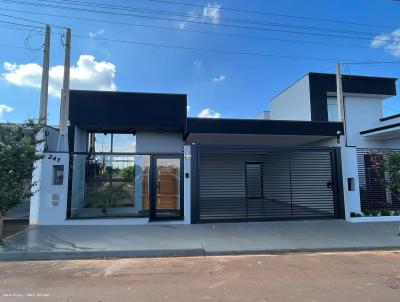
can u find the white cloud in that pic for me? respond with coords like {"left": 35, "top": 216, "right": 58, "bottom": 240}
{"left": 187, "top": 105, "right": 191, "bottom": 113}
{"left": 89, "top": 28, "right": 105, "bottom": 38}
{"left": 0, "top": 104, "right": 13, "bottom": 119}
{"left": 194, "top": 60, "right": 203, "bottom": 69}
{"left": 203, "top": 3, "right": 221, "bottom": 24}
{"left": 2, "top": 54, "right": 117, "bottom": 97}
{"left": 178, "top": 22, "right": 186, "bottom": 30}
{"left": 370, "top": 28, "right": 400, "bottom": 57}
{"left": 177, "top": 4, "right": 220, "bottom": 29}
{"left": 213, "top": 74, "right": 226, "bottom": 82}
{"left": 198, "top": 108, "right": 221, "bottom": 118}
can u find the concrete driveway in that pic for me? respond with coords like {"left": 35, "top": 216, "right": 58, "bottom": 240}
{"left": 1, "top": 220, "right": 400, "bottom": 260}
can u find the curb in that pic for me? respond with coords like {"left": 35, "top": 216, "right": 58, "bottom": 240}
{"left": 0, "top": 248, "right": 206, "bottom": 261}
{"left": 1, "top": 246, "right": 400, "bottom": 261}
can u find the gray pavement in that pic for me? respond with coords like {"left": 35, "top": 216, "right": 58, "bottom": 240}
{"left": 1, "top": 220, "right": 400, "bottom": 260}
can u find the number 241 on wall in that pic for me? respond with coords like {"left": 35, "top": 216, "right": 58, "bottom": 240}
{"left": 47, "top": 154, "right": 61, "bottom": 162}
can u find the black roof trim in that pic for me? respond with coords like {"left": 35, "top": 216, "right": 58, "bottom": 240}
{"left": 308, "top": 72, "right": 397, "bottom": 82}
{"left": 360, "top": 122, "right": 400, "bottom": 135}
{"left": 69, "top": 89, "right": 187, "bottom": 97}
{"left": 186, "top": 117, "right": 344, "bottom": 138}
{"left": 68, "top": 90, "right": 187, "bottom": 151}
{"left": 380, "top": 113, "right": 400, "bottom": 122}
{"left": 309, "top": 73, "right": 397, "bottom": 121}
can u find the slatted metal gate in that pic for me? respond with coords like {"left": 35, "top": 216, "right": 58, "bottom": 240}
{"left": 357, "top": 148, "right": 400, "bottom": 211}
{"left": 194, "top": 147, "right": 339, "bottom": 223}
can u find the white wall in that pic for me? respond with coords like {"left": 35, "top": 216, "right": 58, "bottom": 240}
{"left": 136, "top": 131, "right": 184, "bottom": 153}
{"left": 380, "top": 116, "right": 400, "bottom": 127}
{"left": 340, "top": 147, "right": 362, "bottom": 220}
{"left": 269, "top": 75, "right": 311, "bottom": 121}
{"left": 344, "top": 95, "right": 384, "bottom": 148}
{"left": 44, "top": 126, "right": 60, "bottom": 152}
{"left": 382, "top": 137, "right": 400, "bottom": 148}
{"left": 74, "top": 126, "right": 87, "bottom": 152}
{"left": 183, "top": 145, "right": 191, "bottom": 224}
{"left": 34, "top": 131, "right": 188, "bottom": 225}
{"left": 30, "top": 153, "right": 70, "bottom": 225}
{"left": 255, "top": 111, "right": 270, "bottom": 120}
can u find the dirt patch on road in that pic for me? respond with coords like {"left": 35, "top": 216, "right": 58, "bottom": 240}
{"left": 0, "top": 251, "right": 399, "bottom": 301}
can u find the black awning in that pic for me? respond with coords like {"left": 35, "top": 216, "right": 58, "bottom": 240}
{"left": 186, "top": 118, "right": 344, "bottom": 138}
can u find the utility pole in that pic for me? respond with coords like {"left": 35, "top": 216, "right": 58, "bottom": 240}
{"left": 39, "top": 25, "right": 51, "bottom": 125}
{"left": 57, "top": 27, "right": 71, "bottom": 152}
{"left": 336, "top": 62, "right": 346, "bottom": 145}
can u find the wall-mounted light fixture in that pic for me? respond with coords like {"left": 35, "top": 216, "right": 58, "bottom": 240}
{"left": 336, "top": 130, "right": 342, "bottom": 144}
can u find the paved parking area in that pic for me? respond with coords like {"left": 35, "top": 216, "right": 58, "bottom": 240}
{"left": 1, "top": 220, "right": 400, "bottom": 260}
{"left": 0, "top": 251, "right": 399, "bottom": 302}
{"left": 0, "top": 220, "right": 29, "bottom": 240}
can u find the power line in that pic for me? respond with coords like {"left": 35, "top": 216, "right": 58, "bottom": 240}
{"left": 343, "top": 60, "right": 400, "bottom": 65}
{"left": 138, "top": 0, "right": 399, "bottom": 30}
{"left": 0, "top": 12, "right": 47, "bottom": 26}
{"left": 0, "top": 20, "right": 398, "bottom": 65}
{"left": 0, "top": 23, "right": 41, "bottom": 32}
{"left": 0, "top": 12, "right": 398, "bottom": 65}
{"left": 0, "top": 42, "right": 38, "bottom": 50}
{"left": 0, "top": 8, "right": 374, "bottom": 50}
{"left": 0, "top": 11, "right": 64, "bottom": 28}
{"left": 73, "top": 32, "right": 400, "bottom": 64}
{"left": 30, "top": 0, "right": 386, "bottom": 37}
{"left": 0, "top": 18, "right": 40, "bottom": 28}
{"left": 1, "top": 0, "right": 398, "bottom": 42}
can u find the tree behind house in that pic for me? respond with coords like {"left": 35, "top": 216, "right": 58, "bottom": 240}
{"left": 0, "top": 120, "right": 43, "bottom": 235}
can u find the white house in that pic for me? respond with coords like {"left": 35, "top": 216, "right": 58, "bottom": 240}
{"left": 30, "top": 72, "right": 400, "bottom": 225}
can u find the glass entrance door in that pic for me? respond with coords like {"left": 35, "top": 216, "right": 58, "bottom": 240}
{"left": 150, "top": 156, "right": 183, "bottom": 220}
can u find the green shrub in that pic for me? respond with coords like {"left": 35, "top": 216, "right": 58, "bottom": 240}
{"left": 370, "top": 210, "right": 379, "bottom": 217}
{"left": 380, "top": 209, "right": 391, "bottom": 216}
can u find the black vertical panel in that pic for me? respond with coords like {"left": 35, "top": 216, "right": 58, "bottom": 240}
{"left": 245, "top": 163, "right": 263, "bottom": 198}
{"left": 290, "top": 151, "right": 335, "bottom": 217}
{"left": 197, "top": 147, "right": 337, "bottom": 222}
{"left": 198, "top": 150, "right": 247, "bottom": 221}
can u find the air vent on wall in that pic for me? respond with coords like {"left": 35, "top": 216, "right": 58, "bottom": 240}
{"left": 50, "top": 194, "right": 60, "bottom": 207}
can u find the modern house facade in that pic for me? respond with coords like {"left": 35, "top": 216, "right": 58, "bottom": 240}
{"left": 30, "top": 72, "right": 400, "bottom": 225}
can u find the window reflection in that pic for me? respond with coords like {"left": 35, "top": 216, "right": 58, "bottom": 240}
{"left": 70, "top": 154, "right": 150, "bottom": 218}
{"left": 88, "top": 133, "right": 136, "bottom": 153}
{"left": 327, "top": 97, "right": 339, "bottom": 122}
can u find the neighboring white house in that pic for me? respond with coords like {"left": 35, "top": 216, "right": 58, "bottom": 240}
{"left": 30, "top": 72, "right": 400, "bottom": 225}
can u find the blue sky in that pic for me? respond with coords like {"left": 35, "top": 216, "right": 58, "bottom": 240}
{"left": 0, "top": 0, "right": 399, "bottom": 124}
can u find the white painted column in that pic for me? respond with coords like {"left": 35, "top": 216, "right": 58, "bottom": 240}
{"left": 29, "top": 157, "right": 42, "bottom": 225}
{"left": 30, "top": 153, "right": 70, "bottom": 225}
{"left": 183, "top": 145, "right": 191, "bottom": 224}
{"left": 340, "top": 147, "right": 362, "bottom": 220}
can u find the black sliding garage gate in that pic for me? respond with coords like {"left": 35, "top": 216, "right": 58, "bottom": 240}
{"left": 192, "top": 147, "right": 342, "bottom": 223}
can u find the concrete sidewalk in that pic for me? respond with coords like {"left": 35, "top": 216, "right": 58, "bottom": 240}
{"left": 1, "top": 220, "right": 400, "bottom": 260}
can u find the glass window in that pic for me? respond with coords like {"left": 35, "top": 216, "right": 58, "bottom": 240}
{"left": 69, "top": 154, "right": 150, "bottom": 218}
{"left": 52, "top": 165, "right": 64, "bottom": 185}
{"left": 327, "top": 97, "right": 339, "bottom": 122}
{"left": 112, "top": 134, "right": 136, "bottom": 153}
{"left": 88, "top": 133, "right": 136, "bottom": 153}
{"left": 93, "top": 133, "right": 112, "bottom": 153}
